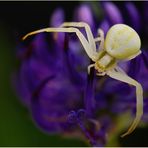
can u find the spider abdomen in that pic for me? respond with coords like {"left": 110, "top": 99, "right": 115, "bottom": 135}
{"left": 104, "top": 24, "right": 141, "bottom": 60}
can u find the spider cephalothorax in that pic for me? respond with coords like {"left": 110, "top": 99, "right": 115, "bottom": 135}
{"left": 22, "top": 22, "right": 143, "bottom": 138}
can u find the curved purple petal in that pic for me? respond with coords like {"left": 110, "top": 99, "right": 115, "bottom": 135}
{"left": 99, "top": 19, "right": 110, "bottom": 35}
{"left": 50, "top": 8, "right": 65, "bottom": 46}
{"left": 102, "top": 2, "right": 123, "bottom": 25}
{"left": 50, "top": 8, "right": 65, "bottom": 27}
{"left": 74, "top": 4, "right": 95, "bottom": 29}
{"left": 124, "top": 2, "right": 141, "bottom": 32}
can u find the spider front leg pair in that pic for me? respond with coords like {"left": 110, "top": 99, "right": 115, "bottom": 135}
{"left": 23, "top": 22, "right": 102, "bottom": 62}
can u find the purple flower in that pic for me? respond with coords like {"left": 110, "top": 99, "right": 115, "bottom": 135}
{"left": 15, "top": 1, "right": 148, "bottom": 147}
{"left": 16, "top": 32, "right": 87, "bottom": 133}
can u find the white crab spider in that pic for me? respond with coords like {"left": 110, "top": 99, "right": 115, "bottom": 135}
{"left": 22, "top": 22, "right": 143, "bottom": 138}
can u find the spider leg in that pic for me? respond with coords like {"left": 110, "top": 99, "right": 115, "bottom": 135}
{"left": 87, "top": 64, "right": 95, "bottom": 75}
{"left": 94, "top": 29, "right": 104, "bottom": 51}
{"left": 22, "top": 27, "right": 98, "bottom": 61}
{"left": 107, "top": 68, "right": 143, "bottom": 137}
{"left": 115, "top": 66, "right": 127, "bottom": 75}
{"left": 60, "top": 22, "right": 96, "bottom": 51}
{"left": 61, "top": 22, "right": 105, "bottom": 54}
{"left": 96, "top": 72, "right": 106, "bottom": 76}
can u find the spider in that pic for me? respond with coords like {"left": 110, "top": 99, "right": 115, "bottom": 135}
{"left": 22, "top": 22, "right": 143, "bottom": 138}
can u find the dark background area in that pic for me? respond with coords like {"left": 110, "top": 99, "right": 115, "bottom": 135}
{"left": 0, "top": 2, "right": 79, "bottom": 36}
{"left": 0, "top": 1, "right": 148, "bottom": 147}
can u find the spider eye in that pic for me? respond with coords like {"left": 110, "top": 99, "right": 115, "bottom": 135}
{"left": 104, "top": 24, "right": 141, "bottom": 60}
